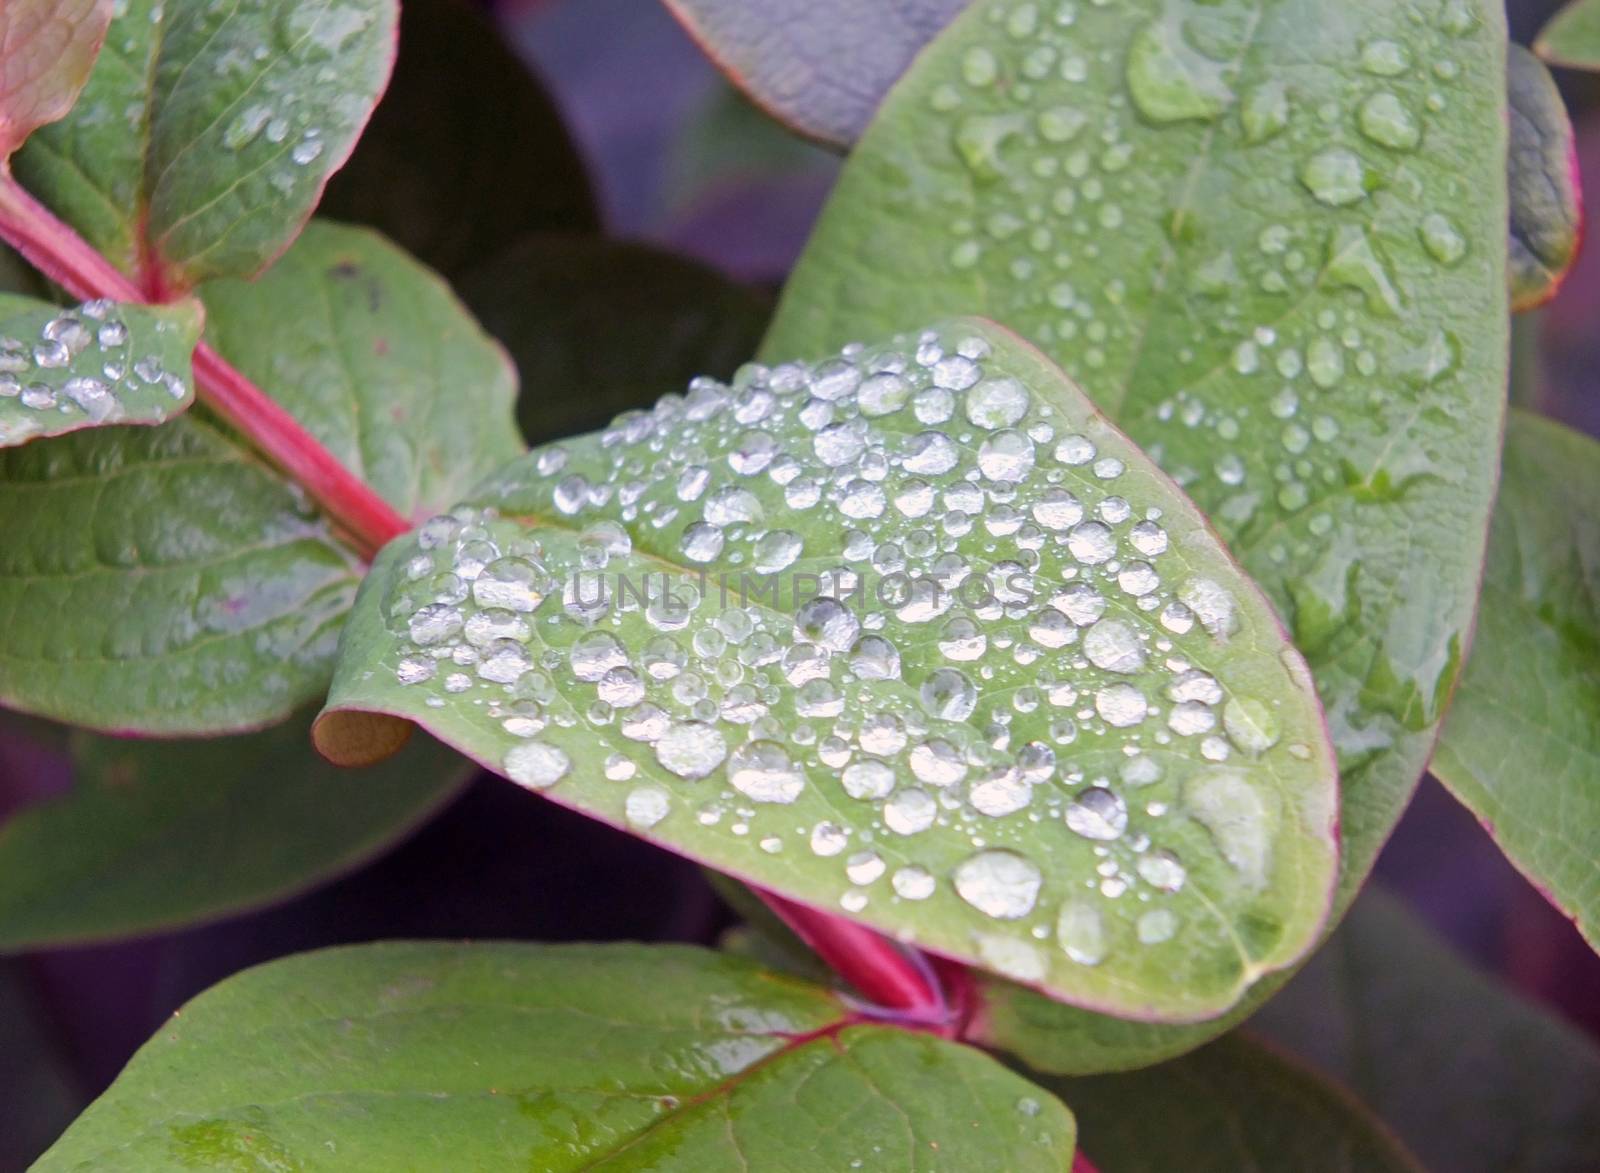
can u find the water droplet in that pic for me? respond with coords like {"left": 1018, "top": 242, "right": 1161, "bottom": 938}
{"left": 504, "top": 742, "right": 570, "bottom": 790}
{"left": 1057, "top": 901, "right": 1107, "bottom": 965}
{"left": 1300, "top": 149, "right": 1368, "bottom": 206}
{"left": 625, "top": 786, "right": 670, "bottom": 828}
{"left": 921, "top": 668, "right": 978, "bottom": 720}
{"left": 954, "top": 850, "right": 1042, "bottom": 919}
{"left": 656, "top": 721, "right": 728, "bottom": 780}
{"left": 1358, "top": 92, "right": 1420, "bottom": 151}
{"left": 885, "top": 787, "right": 938, "bottom": 834}
{"left": 1419, "top": 213, "right": 1467, "bottom": 265}
{"left": 966, "top": 376, "right": 1031, "bottom": 428}
{"left": 727, "top": 740, "right": 804, "bottom": 802}
{"left": 1065, "top": 787, "right": 1128, "bottom": 841}
{"left": 1240, "top": 80, "right": 1290, "bottom": 144}
{"left": 1083, "top": 619, "right": 1146, "bottom": 674}
{"left": 1186, "top": 769, "right": 1270, "bottom": 888}
{"left": 893, "top": 866, "right": 936, "bottom": 900}
{"left": 1223, "top": 697, "right": 1281, "bottom": 753}
{"left": 1126, "top": 18, "right": 1234, "bottom": 124}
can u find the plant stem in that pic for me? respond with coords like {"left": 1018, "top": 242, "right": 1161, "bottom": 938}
{"left": 0, "top": 169, "right": 408, "bottom": 558}
{"left": 1072, "top": 1152, "right": 1101, "bottom": 1173}
{"left": 755, "top": 888, "right": 949, "bottom": 1025}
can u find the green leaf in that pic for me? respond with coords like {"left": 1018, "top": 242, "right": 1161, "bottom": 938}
{"left": 765, "top": 0, "right": 1507, "bottom": 1028}
{"left": 1041, "top": 1033, "right": 1421, "bottom": 1171}
{"left": 0, "top": 0, "right": 113, "bottom": 158}
{"left": 1507, "top": 45, "right": 1581, "bottom": 311}
{"left": 34, "top": 942, "right": 1077, "bottom": 1171}
{"left": 1538, "top": 0, "right": 1600, "bottom": 71}
{"left": 0, "top": 960, "right": 83, "bottom": 1169}
{"left": 317, "top": 317, "right": 1338, "bottom": 1020}
{"left": 0, "top": 712, "right": 469, "bottom": 950}
{"left": 0, "top": 294, "right": 200, "bottom": 446}
{"left": 0, "top": 415, "right": 361, "bottom": 734}
{"left": 1431, "top": 410, "right": 1600, "bottom": 954}
{"left": 455, "top": 234, "right": 772, "bottom": 446}
{"left": 661, "top": 0, "right": 968, "bottom": 149}
{"left": 201, "top": 220, "right": 524, "bottom": 518}
{"left": 1255, "top": 889, "right": 1600, "bottom": 1172}
{"left": 12, "top": 0, "right": 397, "bottom": 294}
{"left": 0, "top": 221, "right": 522, "bottom": 735}
{"left": 318, "top": 0, "right": 596, "bottom": 278}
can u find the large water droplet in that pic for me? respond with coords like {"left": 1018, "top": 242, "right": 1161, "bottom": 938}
{"left": 954, "top": 850, "right": 1042, "bottom": 919}
{"left": 1126, "top": 18, "right": 1234, "bottom": 124}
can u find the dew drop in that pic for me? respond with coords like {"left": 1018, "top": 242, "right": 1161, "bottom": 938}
{"left": 1065, "top": 786, "right": 1128, "bottom": 841}
{"left": 954, "top": 850, "right": 1042, "bottom": 919}
{"left": 1056, "top": 901, "right": 1107, "bottom": 965}
{"left": 504, "top": 742, "right": 571, "bottom": 790}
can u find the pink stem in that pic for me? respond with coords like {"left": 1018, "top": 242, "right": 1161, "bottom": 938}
{"left": 756, "top": 888, "right": 948, "bottom": 1024}
{"left": 1072, "top": 1153, "right": 1101, "bottom": 1173}
{"left": 0, "top": 168, "right": 408, "bottom": 558}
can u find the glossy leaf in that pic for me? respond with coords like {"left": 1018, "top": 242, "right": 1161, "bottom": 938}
{"left": 1255, "top": 889, "right": 1600, "bottom": 1173}
{"left": 1538, "top": 0, "right": 1600, "bottom": 71}
{"left": 202, "top": 220, "right": 524, "bottom": 519}
{"left": 1431, "top": 410, "right": 1600, "bottom": 954}
{"left": 317, "top": 318, "right": 1338, "bottom": 1021}
{"left": 661, "top": 0, "right": 968, "bottom": 149}
{"left": 34, "top": 942, "right": 1076, "bottom": 1170}
{"left": 319, "top": 0, "right": 595, "bottom": 278}
{"left": 456, "top": 234, "right": 771, "bottom": 446}
{"left": 0, "top": 294, "right": 200, "bottom": 447}
{"left": 1046, "top": 1033, "right": 1421, "bottom": 1171}
{"left": 12, "top": 0, "right": 397, "bottom": 294}
{"left": 1507, "top": 45, "right": 1581, "bottom": 311}
{"left": 767, "top": 0, "right": 1506, "bottom": 1006}
{"left": 0, "top": 713, "right": 469, "bottom": 950}
{"left": 0, "top": 416, "right": 361, "bottom": 734}
{"left": 0, "top": 0, "right": 113, "bottom": 158}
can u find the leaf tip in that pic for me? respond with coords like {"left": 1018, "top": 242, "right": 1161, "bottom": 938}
{"left": 313, "top": 707, "right": 413, "bottom": 767}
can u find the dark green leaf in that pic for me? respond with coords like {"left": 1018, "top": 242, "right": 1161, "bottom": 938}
{"left": 13, "top": 0, "right": 397, "bottom": 293}
{"left": 0, "top": 295, "right": 199, "bottom": 446}
{"left": 0, "top": 220, "right": 523, "bottom": 734}
{"left": 0, "top": 961, "right": 83, "bottom": 1169}
{"left": 0, "top": 416, "right": 360, "bottom": 734}
{"left": 765, "top": 0, "right": 1507, "bottom": 1048}
{"left": 317, "top": 318, "right": 1339, "bottom": 1020}
{"left": 1043, "top": 1033, "right": 1421, "bottom": 1171}
{"left": 34, "top": 942, "right": 1076, "bottom": 1170}
{"left": 1507, "top": 45, "right": 1581, "bottom": 311}
{"left": 202, "top": 220, "right": 524, "bottom": 518}
{"left": 0, "top": 713, "right": 470, "bottom": 950}
{"left": 661, "top": 0, "right": 968, "bottom": 149}
{"left": 1538, "top": 0, "right": 1600, "bottom": 71}
{"left": 456, "top": 234, "right": 771, "bottom": 446}
{"left": 1431, "top": 410, "right": 1600, "bottom": 954}
{"left": 318, "top": 0, "right": 596, "bottom": 278}
{"left": 1255, "top": 889, "right": 1600, "bottom": 1173}
{"left": 0, "top": 0, "right": 112, "bottom": 158}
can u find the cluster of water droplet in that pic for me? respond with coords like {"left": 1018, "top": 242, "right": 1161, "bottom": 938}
{"left": 378, "top": 322, "right": 1315, "bottom": 979}
{"left": 0, "top": 301, "right": 185, "bottom": 443}
{"left": 912, "top": 0, "right": 1485, "bottom": 731}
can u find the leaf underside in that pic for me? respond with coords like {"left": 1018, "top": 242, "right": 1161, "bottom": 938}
{"left": 1431, "top": 410, "right": 1600, "bottom": 954}
{"left": 1538, "top": 0, "right": 1600, "bottom": 71}
{"left": 0, "top": 713, "right": 470, "bottom": 951}
{"left": 33, "top": 942, "right": 1077, "bottom": 1171}
{"left": 13, "top": 0, "right": 398, "bottom": 293}
{"left": 0, "top": 0, "right": 112, "bottom": 158}
{"left": 763, "top": 0, "right": 1507, "bottom": 1057}
{"left": 1506, "top": 45, "right": 1581, "bottom": 311}
{"left": 661, "top": 0, "right": 969, "bottom": 149}
{"left": 318, "top": 317, "right": 1338, "bottom": 1021}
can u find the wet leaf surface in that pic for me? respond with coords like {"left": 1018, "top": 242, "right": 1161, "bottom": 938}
{"left": 0, "top": 713, "right": 470, "bottom": 950}
{"left": 34, "top": 942, "right": 1076, "bottom": 1171}
{"left": 317, "top": 318, "right": 1338, "bottom": 1020}
{"left": 1432, "top": 410, "right": 1600, "bottom": 954}
{"left": 13, "top": 0, "right": 397, "bottom": 293}
{"left": 764, "top": 0, "right": 1507, "bottom": 1048}
{"left": 0, "top": 295, "right": 199, "bottom": 447}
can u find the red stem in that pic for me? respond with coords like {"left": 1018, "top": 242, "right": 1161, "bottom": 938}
{"left": 0, "top": 169, "right": 408, "bottom": 558}
{"left": 1072, "top": 1154, "right": 1100, "bottom": 1173}
{"left": 756, "top": 888, "right": 948, "bottom": 1025}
